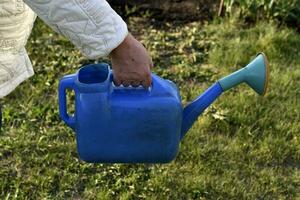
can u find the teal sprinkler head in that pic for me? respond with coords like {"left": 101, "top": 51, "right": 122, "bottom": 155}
{"left": 181, "top": 53, "right": 270, "bottom": 138}
{"left": 218, "top": 52, "right": 270, "bottom": 95}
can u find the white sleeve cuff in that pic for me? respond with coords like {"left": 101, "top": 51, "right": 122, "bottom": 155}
{"left": 24, "top": 0, "right": 128, "bottom": 59}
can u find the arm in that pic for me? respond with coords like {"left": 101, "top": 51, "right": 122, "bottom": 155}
{"left": 24, "top": 0, "right": 152, "bottom": 87}
{"left": 23, "top": 0, "right": 127, "bottom": 58}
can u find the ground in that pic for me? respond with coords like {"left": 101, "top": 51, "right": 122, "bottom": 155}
{"left": 0, "top": 15, "right": 300, "bottom": 199}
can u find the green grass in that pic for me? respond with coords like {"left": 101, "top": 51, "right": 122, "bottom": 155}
{"left": 1, "top": 17, "right": 300, "bottom": 199}
{"left": 223, "top": 0, "right": 300, "bottom": 29}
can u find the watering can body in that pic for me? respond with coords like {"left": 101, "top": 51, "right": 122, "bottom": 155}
{"left": 59, "top": 53, "right": 269, "bottom": 163}
{"left": 59, "top": 63, "right": 185, "bottom": 163}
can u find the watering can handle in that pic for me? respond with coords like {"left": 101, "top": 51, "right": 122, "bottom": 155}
{"left": 109, "top": 73, "right": 154, "bottom": 92}
{"left": 58, "top": 75, "right": 76, "bottom": 130}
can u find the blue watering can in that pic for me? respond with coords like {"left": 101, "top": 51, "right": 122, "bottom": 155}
{"left": 59, "top": 53, "right": 269, "bottom": 163}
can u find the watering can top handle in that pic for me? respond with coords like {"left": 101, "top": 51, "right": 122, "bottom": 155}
{"left": 109, "top": 73, "right": 163, "bottom": 93}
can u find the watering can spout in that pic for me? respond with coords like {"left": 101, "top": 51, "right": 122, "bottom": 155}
{"left": 180, "top": 53, "right": 270, "bottom": 139}
{"left": 181, "top": 83, "right": 223, "bottom": 138}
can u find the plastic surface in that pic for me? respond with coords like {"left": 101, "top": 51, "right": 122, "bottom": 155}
{"left": 218, "top": 53, "right": 269, "bottom": 95}
{"left": 181, "top": 83, "right": 223, "bottom": 138}
{"left": 59, "top": 63, "right": 183, "bottom": 163}
{"left": 59, "top": 75, "right": 76, "bottom": 130}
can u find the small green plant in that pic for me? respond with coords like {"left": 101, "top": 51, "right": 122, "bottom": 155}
{"left": 223, "top": 0, "right": 300, "bottom": 28}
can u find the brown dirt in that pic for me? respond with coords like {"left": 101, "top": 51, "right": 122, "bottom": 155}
{"left": 108, "top": 0, "right": 220, "bottom": 22}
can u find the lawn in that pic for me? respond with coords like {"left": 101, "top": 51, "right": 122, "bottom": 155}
{"left": 1, "top": 15, "right": 300, "bottom": 199}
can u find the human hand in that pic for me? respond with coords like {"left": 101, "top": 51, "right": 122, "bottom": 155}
{"left": 110, "top": 33, "right": 153, "bottom": 88}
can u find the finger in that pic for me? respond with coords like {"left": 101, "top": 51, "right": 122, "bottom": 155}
{"left": 113, "top": 77, "right": 122, "bottom": 86}
{"left": 147, "top": 72, "right": 152, "bottom": 85}
{"left": 141, "top": 81, "right": 150, "bottom": 88}
{"left": 141, "top": 80, "right": 147, "bottom": 88}
{"left": 141, "top": 76, "right": 152, "bottom": 88}
{"left": 122, "top": 80, "right": 130, "bottom": 87}
{"left": 130, "top": 80, "right": 141, "bottom": 87}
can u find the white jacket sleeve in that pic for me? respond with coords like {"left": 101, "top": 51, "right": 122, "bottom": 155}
{"left": 23, "top": 0, "right": 128, "bottom": 59}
